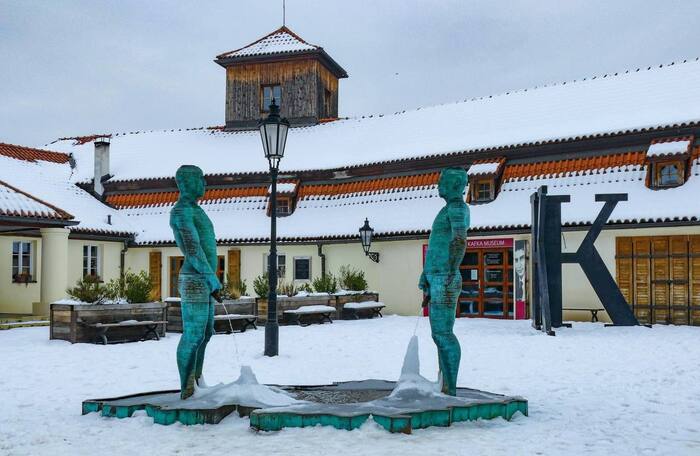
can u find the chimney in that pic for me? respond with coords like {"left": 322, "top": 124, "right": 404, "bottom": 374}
{"left": 93, "top": 136, "right": 110, "bottom": 196}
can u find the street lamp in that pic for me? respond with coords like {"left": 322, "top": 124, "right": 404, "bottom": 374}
{"left": 359, "top": 218, "right": 380, "bottom": 263}
{"left": 259, "top": 99, "right": 289, "bottom": 357}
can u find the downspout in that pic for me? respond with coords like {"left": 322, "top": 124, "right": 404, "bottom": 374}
{"left": 317, "top": 242, "right": 326, "bottom": 277}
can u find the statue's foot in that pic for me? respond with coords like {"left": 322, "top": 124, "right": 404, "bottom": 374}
{"left": 180, "top": 376, "right": 196, "bottom": 400}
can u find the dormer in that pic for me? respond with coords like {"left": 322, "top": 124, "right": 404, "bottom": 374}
{"left": 267, "top": 180, "right": 299, "bottom": 217}
{"left": 645, "top": 137, "right": 694, "bottom": 189}
{"left": 466, "top": 159, "right": 506, "bottom": 204}
{"left": 215, "top": 26, "right": 348, "bottom": 131}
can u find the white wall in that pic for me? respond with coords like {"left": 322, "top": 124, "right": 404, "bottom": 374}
{"left": 0, "top": 236, "right": 41, "bottom": 314}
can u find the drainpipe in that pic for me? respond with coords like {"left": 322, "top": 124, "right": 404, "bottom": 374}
{"left": 317, "top": 242, "right": 326, "bottom": 277}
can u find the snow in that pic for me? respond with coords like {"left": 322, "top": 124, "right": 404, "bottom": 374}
{"left": 467, "top": 162, "right": 501, "bottom": 176}
{"left": 344, "top": 301, "right": 385, "bottom": 310}
{"left": 0, "top": 155, "right": 133, "bottom": 234}
{"left": 48, "top": 59, "right": 700, "bottom": 182}
{"left": 218, "top": 28, "right": 316, "bottom": 59}
{"left": 1, "top": 317, "right": 698, "bottom": 455}
{"left": 0, "top": 182, "right": 63, "bottom": 219}
{"left": 121, "top": 157, "right": 700, "bottom": 243}
{"left": 389, "top": 335, "right": 441, "bottom": 399}
{"left": 270, "top": 182, "right": 297, "bottom": 194}
{"left": 647, "top": 139, "right": 692, "bottom": 157}
{"left": 284, "top": 305, "right": 336, "bottom": 314}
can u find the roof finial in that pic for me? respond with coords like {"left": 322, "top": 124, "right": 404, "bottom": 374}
{"left": 283, "top": 0, "right": 286, "bottom": 26}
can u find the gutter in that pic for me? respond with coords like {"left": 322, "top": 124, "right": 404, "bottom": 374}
{"left": 317, "top": 243, "right": 326, "bottom": 277}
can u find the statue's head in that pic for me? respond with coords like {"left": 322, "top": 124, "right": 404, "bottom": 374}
{"left": 175, "top": 165, "right": 206, "bottom": 201}
{"left": 438, "top": 167, "right": 468, "bottom": 201}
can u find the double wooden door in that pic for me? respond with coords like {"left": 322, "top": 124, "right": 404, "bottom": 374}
{"left": 617, "top": 235, "right": 700, "bottom": 325}
{"left": 458, "top": 248, "right": 514, "bottom": 318}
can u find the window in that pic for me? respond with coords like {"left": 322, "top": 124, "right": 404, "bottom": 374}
{"left": 12, "top": 241, "right": 33, "bottom": 282}
{"left": 217, "top": 256, "right": 225, "bottom": 284}
{"left": 276, "top": 198, "right": 290, "bottom": 216}
{"left": 261, "top": 85, "right": 281, "bottom": 112}
{"left": 654, "top": 161, "right": 684, "bottom": 188}
{"left": 264, "top": 254, "right": 286, "bottom": 279}
{"left": 294, "top": 257, "right": 311, "bottom": 281}
{"left": 324, "top": 89, "right": 332, "bottom": 116}
{"left": 471, "top": 178, "right": 495, "bottom": 202}
{"left": 83, "top": 245, "right": 101, "bottom": 279}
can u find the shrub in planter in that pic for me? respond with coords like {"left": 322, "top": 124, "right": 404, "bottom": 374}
{"left": 312, "top": 273, "right": 338, "bottom": 294}
{"left": 277, "top": 281, "right": 296, "bottom": 297}
{"left": 67, "top": 275, "right": 106, "bottom": 304}
{"left": 220, "top": 279, "right": 249, "bottom": 300}
{"left": 338, "top": 265, "right": 368, "bottom": 291}
{"left": 105, "top": 270, "right": 153, "bottom": 303}
{"left": 253, "top": 273, "right": 269, "bottom": 298}
{"left": 296, "top": 282, "right": 313, "bottom": 294}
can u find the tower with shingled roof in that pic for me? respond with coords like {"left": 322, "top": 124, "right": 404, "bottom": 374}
{"left": 215, "top": 26, "right": 348, "bottom": 130}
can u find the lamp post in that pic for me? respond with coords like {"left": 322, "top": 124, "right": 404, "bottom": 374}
{"left": 359, "top": 218, "right": 380, "bottom": 263}
{"left": 258, "top": 99, "right": 289, "bottom": 357}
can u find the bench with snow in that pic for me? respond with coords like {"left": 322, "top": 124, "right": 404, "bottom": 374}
{"left": 342, "top": 301, "right": 386, "bottom": 320}
{"left": 77, "top": 319, "right": 168, "bottom": 345}
{"left": 213, "top": 314, "right": 257, "bottom": 333}
{"left": 283, "top": 305, "right": 336, "bottom": 326}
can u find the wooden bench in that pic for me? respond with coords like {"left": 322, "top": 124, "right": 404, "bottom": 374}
{"left": 213, "top": 314, "right": 257, "bottom": 333}
{"left": 562, "top": 308, "right": 606, "bottom": 322}
{"left": 284, "top": 305, "right": 336, "bottom": 326}
{"left": 342, "top": 301, "right": 386, "bottom": 320}
{"left": 78, "top": 319, "right": 168, "bottom": 345}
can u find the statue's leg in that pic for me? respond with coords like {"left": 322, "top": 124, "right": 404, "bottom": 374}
{"left": 428, "top": 274, "right": 461, "bottom": 396}
{"left": 177, "top": 274, "right": 209, "bottom": 399}
{"left": 194, "top": 298, "right": 215, "bottom": 384}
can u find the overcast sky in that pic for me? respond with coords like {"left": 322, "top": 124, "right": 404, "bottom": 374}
{"left": 2, "top": 0, "right": 699, "bottom": 147}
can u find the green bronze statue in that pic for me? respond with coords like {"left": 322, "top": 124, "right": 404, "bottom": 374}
{"left": 419, "top": 167, "right": 469, "bottom": 396}
{"left": 170, "top": 165, "right": 222, "bottom": 399}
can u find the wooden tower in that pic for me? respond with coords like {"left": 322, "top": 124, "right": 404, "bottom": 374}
{"left": 215, "top": 26, "right": 348, "bottom": 130}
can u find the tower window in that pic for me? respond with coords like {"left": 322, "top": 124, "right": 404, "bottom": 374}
{"left": 470, "top": 178, "right": 495, "bottom": 202}
{"left": 262, "top": 85, "right": 282, "bottom": 112}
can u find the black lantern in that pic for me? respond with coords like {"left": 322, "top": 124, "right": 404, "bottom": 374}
{"left": 359, "top": 218, "right": 380, "bottom": 263}
{"left": 258, "top": 98, "right": 289, "bottom": 357}
{"left": 258, "top": 99, "right": 289, "bottom": 170}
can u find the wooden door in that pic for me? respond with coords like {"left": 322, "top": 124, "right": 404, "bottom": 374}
{"left": 458, "top": 248, "right": 512, "bottom": 318}
{"left": 651, "top": 237, "right": 671, "bottom": 324}
{"left": 148, "top": 251, "right": 162, "bottom": 301}
{"left": 227, "top": 249, "right": 241, "bottom": 288}
{"left": 670, "top": 236, "right": 689, "bottom": 325}
{"left": 169, "top": 256, "right": 184, "bottom": 298}
{"left": 632, "top": 237, "right": 652, "bottom": 324}
{"left": 616, "top": 238, "right": 634, "bottom": 309}
{"left": 690, "top": 236, "right": 700, "bottom": 325}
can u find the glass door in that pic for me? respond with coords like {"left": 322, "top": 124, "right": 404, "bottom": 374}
{"left": 458, "top": 248, "right": 514, "bottom": 318}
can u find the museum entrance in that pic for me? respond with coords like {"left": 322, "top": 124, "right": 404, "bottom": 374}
{"left": 458, "top": 239, "right": 514, "bottom": 319}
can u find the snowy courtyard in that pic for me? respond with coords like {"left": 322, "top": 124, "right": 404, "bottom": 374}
{"left": 1, "top": 317, "right": 699, "bottom": 455}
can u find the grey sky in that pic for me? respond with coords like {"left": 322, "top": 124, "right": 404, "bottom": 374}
{"left": 2, "top": 0, "right": 699, "bottom": 148}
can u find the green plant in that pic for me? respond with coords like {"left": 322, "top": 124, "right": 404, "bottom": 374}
{"left": 312, "top": 273, "right": 338, "bottom": 294}
{"left": 238, "top": 279, "right": 248, "bottom": 297}
{"left": 67, "top": 275, "right": 106, "bottom": 304}
{"left": 105, "top": 270, "right": 153, "bottom": 303}
{"left": 338, "top": 265, "right": 368, "bottom": 291}
{"left": 253, "top": 274, "right": 269, "bottom": 298}
{"left": 297, "top": 282, "right": 313, "bottom": 294}
{"left": 220, "top": 278, "right": 248, "bottom": 300}
{"left": 277, "top": 281, "right": 296, "bottom": 297}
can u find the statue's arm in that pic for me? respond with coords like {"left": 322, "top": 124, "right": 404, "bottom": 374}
{"left": 447, "top": 203, "right": 469, "bottom": 272}
{"left": 171, "top": 209, "right": 220, "bottom": 291}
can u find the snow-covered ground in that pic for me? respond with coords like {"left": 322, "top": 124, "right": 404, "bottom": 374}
{"left": 1, "top": 317, "right": 698, "bottom": 455}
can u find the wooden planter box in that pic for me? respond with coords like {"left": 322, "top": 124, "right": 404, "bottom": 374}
{"left": 334, "top": 292, "right": 380, "bottom": 319}
{"left": 165, "top": 297, "right": 256, "bottom": 333}
{"left": 50, "top": 301, "right": 167, "bottom": 344}
{"left": 255, "top": 292, "right": 380, "bottom": 323}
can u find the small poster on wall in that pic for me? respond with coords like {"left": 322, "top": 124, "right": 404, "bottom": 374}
{"left": 514, "top": 240, "right": 528, "bottom": 319}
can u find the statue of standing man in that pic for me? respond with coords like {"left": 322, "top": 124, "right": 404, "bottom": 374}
{"left": 170, "top": 165, "right": 221, "bottom": 399}
{"left": 419, "top": 167, "right": 469, "bottom": 396}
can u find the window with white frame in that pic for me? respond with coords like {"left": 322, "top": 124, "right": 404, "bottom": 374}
{"left": 264, "top": 253, "right": 286, "bottom": 279}
{"left": 12, "top": 241, "right": 33, "bottom": 282}
{"left": 293, "top": 257, "right": 311, "bottom": 281}
{"left": 83, "top": 244, "right": 101, "bottom": 279}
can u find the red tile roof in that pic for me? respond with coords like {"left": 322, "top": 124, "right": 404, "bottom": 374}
{"left": 502, "top": 151, "right": 648, "bottom": 180}
{"left": 0, "top": 180, "right": 74, "bottom": 220}
{"left": 0, "top": 143, "right": 70, "bottom": 164}
{"left": 107, "top": 186, "right": 268, "bottom": 208}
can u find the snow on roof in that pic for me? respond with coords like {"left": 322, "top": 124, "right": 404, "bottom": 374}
{"left": 48, "top": 58, "right": 700, "bottom": 183}
{"left": 468, "top": 162, "right": 501, "bottom": 176}
{"left": 270, "top": 182, "right": 297, "bottom": 194}
{"left": 0, "top": 180, "right": 72, "bottom": 220}
{"left": 647, "top": 138, "right": 693, "bottom": 157}
{"left": 217, "top": 26, "right": 317, "bottom": 59}
{"left": 0, "top": 155, "right": 133, "bottom": 234}
{"left": 121, "top": 158, "right": 700, "bottom": 244}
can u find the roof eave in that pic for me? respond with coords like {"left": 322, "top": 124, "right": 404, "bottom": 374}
{"left": 215, "top": 49, "right": 348, "bottom": 79}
